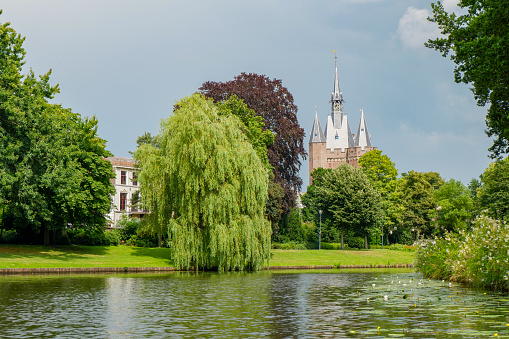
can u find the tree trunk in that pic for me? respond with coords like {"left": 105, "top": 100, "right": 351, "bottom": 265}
{"left": 43, "top": 224, "right": 50, "bottom": 246}
{"left": 340, "top": 228, "right": 344, "bottom": 250}
{"left": 364, "top": 235, "right": 368, "bottom": 249}
{"left": 158, "top": 232, "right": 162, "bottom": 248}
{"left": 51, "top": 230, "right": 57, "bottom": 245}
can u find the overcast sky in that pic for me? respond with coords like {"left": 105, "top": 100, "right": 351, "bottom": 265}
{"left": 1, "top": 0, "right": 492, "bottom": 189}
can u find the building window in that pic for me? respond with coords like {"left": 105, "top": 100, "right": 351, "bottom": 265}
{"left": 132, "top": 172, "right": 137, "bottom": 186}
{"left": 121, "top": 171, "right": 127, "bottom": 185}
{"left": 120, "top": 192, "right": 127, "bottom": 211}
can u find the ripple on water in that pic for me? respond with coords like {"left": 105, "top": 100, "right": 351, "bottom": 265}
{"left": 0, "top": 271, "right": 507, "bottom": 338}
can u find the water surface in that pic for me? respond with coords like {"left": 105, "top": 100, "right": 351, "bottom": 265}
{"left": 0, "top": 270, "right": 508, "bottom": 338}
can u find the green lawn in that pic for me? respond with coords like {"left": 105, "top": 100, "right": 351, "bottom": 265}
{"left": 0, "top": 245, "right": 415, "bottom": 269}
{"left": 269, "top": 249, "right": 415, "bottom": 267}
{"left": 0, "top": 245, "right": 173, "bottom": 268}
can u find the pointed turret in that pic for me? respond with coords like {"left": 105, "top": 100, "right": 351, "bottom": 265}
{"left": 309, "top": 111, "right": 326, "bottom": 143}
{"left": 355, "top": 108, "right": 372, "bottom": 150}
{"left": 331, "top": 53, "right": 344, "bottom": 129}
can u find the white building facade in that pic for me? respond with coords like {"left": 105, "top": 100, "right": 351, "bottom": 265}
{"left": 106, "top": 156, "right": 146, "bottom": 227}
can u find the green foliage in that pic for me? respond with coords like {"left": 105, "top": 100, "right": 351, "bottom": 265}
{"left": 271, "top": 241, "right": 307, "bottom": 250}
{"left": 321, "top": 242, "right": 343, "bottom": 250}
{"left": 477, "top": 158, "right": 509, "bottom": 221}
{"left": 117, "top": 215, "right": 141, "bottom": 242}
{"left": 386, "top": 243, "right": 416, "bottom": 252}
{"left": 426, "top": 1, "right": 509, "bottom": 157}
{"left": 67, "top": 229, "right": 110, "bottom": 246}
{"left": 347, "top": 236, "right": 365, "bottom": 250}
{"left": 0, "top": 229, "right": 21, "bottom": 244}
{"left": 276, "top": 208, "right": 316, "bottom": 245}
{"left": 397, "top": 171, "right": 442, "bottom": 238}
{"left": 434, "top": 179, "right": 474, "bottom": 233}
{"left": 216, "top": 95, "right": 274, "bottom": 172}
{"left": 314, "top": 164, "right": 382, "bottom": 248}
{"left": 358, "top": 150, "right": 403, "bottom": 233}
{"left": 104, "top": 230, "right": 120, "bottom": 246}
{"left": 358, "top": 150, "right": 398, "bottom": 193}
{"left": 301, "top": 168, "right": 330, "bottom": 220}
{"left": 416, "top": 215, "right": 509, "bottom": 291}
{"left": 135, "top": 94, "right": 271, "bottom": 270}
{"left": 0, "top": 13, "right": 114, "bottom": 244}
{"left": 200, "top": 73, "right": 307, "bottom": 215}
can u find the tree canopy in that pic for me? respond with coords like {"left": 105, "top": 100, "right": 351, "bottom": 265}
{"left": 397, "top": 171, "right": 442, "bottom": 238}
{"left": 199, "top": 73, "right": 307, "bottom": 214}
{"left": 434, "top": 179, "right": 474, "bottom": 233}
{"left": 0, "top": 14, "right": 114, "bottom": 244}
{"left": 314, "top": 164, "right": 381, "bottom": 249}
{"left": 426, "top": 1, "right": 509, "bottom": 157}
{"left": 477, "top": 157, "right": 509, "bottom": 221}
{"left": 134, "top": 94, "right": 271, "bottom": 271}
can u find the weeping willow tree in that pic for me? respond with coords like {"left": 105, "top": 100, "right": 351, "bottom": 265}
{"left": 135, "top": 94, "right": 271, "bottom": 271}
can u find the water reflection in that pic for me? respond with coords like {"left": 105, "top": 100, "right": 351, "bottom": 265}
{"left": 0, "top": 270, "right": 507, "bottom": 338}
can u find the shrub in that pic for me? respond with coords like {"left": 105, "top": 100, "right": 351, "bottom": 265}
{"left": 67, "top": 229, "right": 109, "bottom": 246}
{"left": 272, "top": 241, "right": 307, "bottom": 250}
{"left": 116, "top": 215, "right": 141, "bottom": 242}
{"left": 388, "top": 243, "right": 416, "bottom": 252}
{"left": 0, "top": 229, "right": 21, "bottom": 244}
{"left": 416, "top": 215, "right": 509, "bottom": 291}
{"left": 321, "top": 242, "right": 342, "bottom": 250}
{"left": 347, "top": 236, "right": 365, "bottom": 249}
{"left": 104, "top": 230, "right": 120, "bottom": 246}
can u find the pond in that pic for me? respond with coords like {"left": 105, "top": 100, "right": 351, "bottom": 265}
{"left": 0, "top": 269, "right": 508, "bottom": 338}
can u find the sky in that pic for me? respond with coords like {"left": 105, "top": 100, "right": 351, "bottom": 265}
{"left": 1, "top": 0, "right": 493, "bottom": 190}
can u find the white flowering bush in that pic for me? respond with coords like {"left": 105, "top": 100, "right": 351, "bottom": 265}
{"left": 416, "top": 215, "right": 509, "bottom": 291}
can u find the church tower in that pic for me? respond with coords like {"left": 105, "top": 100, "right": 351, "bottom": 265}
{"left": 309, "top": 53, "right": 377, "bottom": 184}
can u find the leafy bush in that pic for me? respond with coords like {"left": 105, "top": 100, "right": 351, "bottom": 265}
{"left": 347, "top": 236, "right": 365, "bottom": 249}
{"left": 67, "top": 228, "right": 109, "bottom": 246}
{"left": 416, "top": 215, "right": 509, "bottom": 291}
{"left": 104, "top": 230, "right": 120, "bottom": 246}
{"left": 321, "top": 242, "right": 342, "bottom": 250}
{"left": 272, "top": 241, "right": 307, "bottom": 250}
{"left": 388, "top": 243, "right": 417, "bottom": 252}
{"left": 125, "top": 234, "right": 157, "bottom": 248}
{"left": 0, "top": 229, "right": 21, "bottom": 244}
{"left": 116, "top": 215, "right": 141, "bottom": 242}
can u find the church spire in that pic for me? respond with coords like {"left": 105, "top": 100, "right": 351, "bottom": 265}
{"left": 309, "top": 109, "right": 325, "bottom": 143}
{"left": 355, "top": 107, "right": 372, "bottom": 150}
{"left": 332, "top": 52, "right": 343, "bottom": 102}
{"left": 331, "top": 51, "right": 344, "bottom": 129}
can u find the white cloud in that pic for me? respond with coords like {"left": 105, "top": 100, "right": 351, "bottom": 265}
{"left": 397, "top": 7, "right": 441, "bottom": 50}
{"left": 443, "top": 0, "right": 460, "bottom": 12}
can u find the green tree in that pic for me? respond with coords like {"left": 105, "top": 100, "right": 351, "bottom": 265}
{"left": 0, "top": 14, "right": 114, "bottom": 244}
{"left": 358, "top": 150, "right": 398, "bottom": 193}
{"left": 426, "top": 1, "right": 509, "bottom": 157}
{"left": 397, "top": 171, "right": 440, "bottom": 239}
{"left": 134, "top": 94, "right": 271, "bottom": 270}
{"left": 215, "top": 95, "right": 274, "bottom": 172}
{"left": 358, "top": 150, "right": 402, "bottom": 239}
{"left": 200, "top": 73, "right": 307, "bottom": 215}
{"left": 434, "top": 179, "right": 474, "bottom": 234}
{"left": 314, "top": 164, "right": 381, "bottom": 249}
{"left": 477, "top": 158, "right": 509, "bottom": 221}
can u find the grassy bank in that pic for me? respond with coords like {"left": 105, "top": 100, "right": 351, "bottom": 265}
{"left": 0, "top": 245, "right": 173, "bottom": 268}
{"left": 269, "top": 249, "right": 414, "bottom": 267}
{"left": 0, "top": 245, "right": 415, "bottom": 269}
